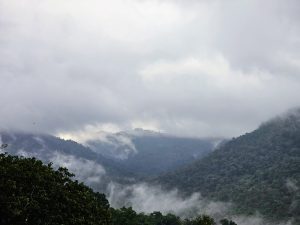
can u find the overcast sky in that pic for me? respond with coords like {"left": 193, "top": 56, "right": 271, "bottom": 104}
{"left": 0, "top": 0, "right": 300, "bottom": 139}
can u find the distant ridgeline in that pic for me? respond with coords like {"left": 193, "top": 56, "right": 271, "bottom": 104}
{"left": 1, "top": 109, "right": 300, "bottom": 224}
{"left": 155, "top": 110, "right": 300, "bottom": 224}
{"left": 0, "top": 130, "right": 219, "bottom": 184}
{"left": 85, "top": 129, "right": 220, "bottom": 176}
{"left": 0, "top": 131, "right": 138, "bottom": 191}
{"left": 0, "top": 153, "right": 236, "bottom": 225}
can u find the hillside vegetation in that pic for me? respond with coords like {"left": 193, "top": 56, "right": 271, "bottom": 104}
{"left": 156, "top": 111, "right": 300, "bottom": 223}
{"left": 0, "top": 153, "right": 111, "bottom": 225}
{"left": 0, "top": 153, "right": 235, "bottom": 225}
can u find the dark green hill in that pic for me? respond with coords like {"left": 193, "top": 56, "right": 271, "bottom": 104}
{"left": 0, "top": 153, "right": 111, "bottom": 225}
{"left": 156, "top": 110, "right": 300, "bottom": 223}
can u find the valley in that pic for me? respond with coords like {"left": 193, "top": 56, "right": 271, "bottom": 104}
{"left": 1, "top": 110, "right": 300, "bottom": 224}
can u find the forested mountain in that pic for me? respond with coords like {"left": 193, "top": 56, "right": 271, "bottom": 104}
{"left": 3, "top": 109, "right": 300, "bottom": 224}
{"left": 87, "top": 129, "right": 220, "bottom": 176}
{"left": 0, "top": 130, "right": 219, "bottom": 184}
{"left": 156, "top": 110, "right": 300, "bottom": 223}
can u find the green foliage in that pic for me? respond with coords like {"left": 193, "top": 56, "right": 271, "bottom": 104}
{"left": 0, "top": 153, "right": 111, "bottom": 225}
{"left": 184, "top": 215, "right": 216, "bottom": 225}
{"left": 110, "top": 207, "right": 218, "bottom": 225}
{"left": 157, "top": 113, "right": 300, "bottom": 223}
{"left": 220, "top": 219, "right": 237, "bottom": 225}
{"left": 0, "top": 152, "right": 237, "bottom": 225}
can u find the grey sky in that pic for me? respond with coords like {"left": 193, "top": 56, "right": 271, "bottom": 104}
{"left": 0, "top": 0, "right": 300, "bottom": 139}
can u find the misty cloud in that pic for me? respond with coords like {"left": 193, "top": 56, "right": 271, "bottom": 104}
{"left": 86, "top": 132, "right": 137, "bottom": 160}
{"left": 231, "top": 214, "right": 294, "bottom": 225}
{"left": 107, "top": 182, "right": 231, "bottom": 218}
{"left": 1, "top": 0, "right": 300, "bottom": 138}
{"left": 107, "top": 182, "right": 295, "bottom": 225}
{"left": 0, "top": 136, "right": 4, "bottom": 153}
{"left": 286, "top": 179, "right": 299, "bottom": 193}
{"left": 11, "top": 148, "right": 106, "bottom": 184}
{"left": 49, "top": 151, "right": 106, "bottom": 184}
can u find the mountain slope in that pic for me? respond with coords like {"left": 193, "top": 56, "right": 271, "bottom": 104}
{"left": 86, "top": 129, "right": 220, "bottom": 176}
{"left": 0, "top": 130, "right": 219, "bottom": 185}
{"left": 155, "top": 110, "right": 300, "bottom": 223}
{"left": 0, "top": 131, "right": 135, "bottom": 190}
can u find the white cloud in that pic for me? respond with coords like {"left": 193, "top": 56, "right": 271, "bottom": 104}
{"left": 107, "top": 182, "right": 230, "bottom": 218}
{"left": 107, "top": 182, "right": 294, "bottom": 224}
{"left": 50, "top": 151, "right": 106, "bottom": 184}
{"left": 139, "top": 55, "right": 266, "bottom": 89}
{"left": 58, "top": 123, "right": 122, "bottom": 143}
{"left": 1, "top": 0, "right": 300, "bottom": 138}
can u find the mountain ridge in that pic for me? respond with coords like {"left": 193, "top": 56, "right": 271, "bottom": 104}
{"left": 155, "top": 110, "right": 300, "bottom": 223}
{"left": 84, "top": 129, "right": 221, "bottom": 176}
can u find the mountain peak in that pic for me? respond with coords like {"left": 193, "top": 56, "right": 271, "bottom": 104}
{"left": 117, "top": 128, "right": 162, "bottom": 137}
{"left": 259, "top": 107, "right": 300, "bottom": 132}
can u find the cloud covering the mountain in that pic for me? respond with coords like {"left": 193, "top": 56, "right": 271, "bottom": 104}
{"left": 1, "top": 0, "right": 300, "bottom": 137}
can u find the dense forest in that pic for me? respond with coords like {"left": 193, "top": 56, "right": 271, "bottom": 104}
{"left": 0, "top": 153, "right": 236, "bottom": 225}
{"left": 156, "top": 112, "right": 300, "bottom": 224}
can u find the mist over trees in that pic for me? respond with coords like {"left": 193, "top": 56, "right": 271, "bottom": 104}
{"left": 156, "top": 111, "right": 300, "bottom": 224}
{"left": 1, "top": 110, "right": 300, "bottom": 225}
{"left": 0, "top": 153, "right": 235, "bottom": 225}
{"left": 0, "top": 153, "right": 111, "bottom": 225}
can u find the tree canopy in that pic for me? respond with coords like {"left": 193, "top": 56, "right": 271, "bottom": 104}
{"left": 0, "top": 152, "right": 236, "bottom": 225}
{"left": 0, "top": 153, "right": 111, "bottom": 225}
{"left": 156, "top": 114, "right": 300, "bottom": 223}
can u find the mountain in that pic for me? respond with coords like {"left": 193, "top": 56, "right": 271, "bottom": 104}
{"left": 155, "top": 110, "right": 300, "bottom": 223}
{"left": 0, "top": 131, "right": 135, "bottom": 191}
{"left": 85, "top": 129, "right": 221, "bottom": 176}
{"left": 0, "top": 129, "right": 220, "bottom": 185}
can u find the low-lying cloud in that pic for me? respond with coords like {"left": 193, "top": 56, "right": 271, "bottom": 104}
{"left": 49, "top": 151, "right": 106, "bottom": 184}
{"left": 5, "top": 141, "right": 297, "bottom": 225}
{"left": 85, "top": 131, "right": 138, "bottom": 160}
{"left": 107, "top": 182, "right": 231, "bottom": 218}
{"left": 14, "top": 149, "right": 107, "bottom": 184}
{"left": 106, "top": 181, "right": 295, "bottom": 225}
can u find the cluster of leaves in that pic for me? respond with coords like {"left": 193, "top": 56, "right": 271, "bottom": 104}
{"left": 156, "top": 113, "right": 300, "bottom": 223}
{"left": 110, "top": 207, "right": 236, "bottom": 225}
{"left": 0, "top": 153, "right": 111, "bottom": 225}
